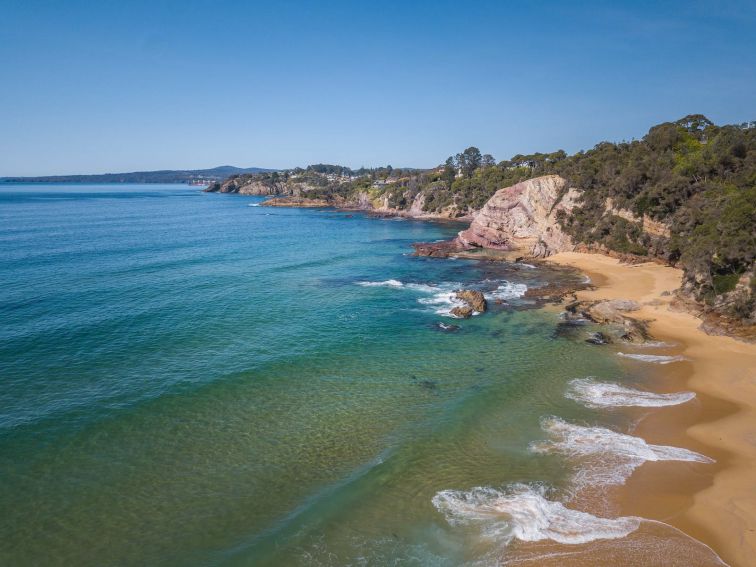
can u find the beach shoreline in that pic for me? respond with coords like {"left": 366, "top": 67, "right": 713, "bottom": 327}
{"left": 546, "top": 251, "right": 756, "bottom": 567}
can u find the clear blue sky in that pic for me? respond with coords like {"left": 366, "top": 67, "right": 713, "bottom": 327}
{"left": 1, "top": 0, "right": 754, "bottom": 176}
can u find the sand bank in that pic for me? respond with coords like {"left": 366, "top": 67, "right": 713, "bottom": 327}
{"left": 546, "top": 252, "right": 756, "bottom": 567}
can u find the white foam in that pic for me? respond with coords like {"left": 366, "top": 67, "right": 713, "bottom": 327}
{"left": 417, "top": 288, "right": 466, "bottom": 317}
{"left": 357, "top": 279, "right": 527, "bottom": 317}
{"left": 486, "top": 281, "right": 528, "bottom": 301}
{"left": 531, "top": 417, "right": 713, "bottom": 487}
{"left": 432, "top": 484, "right": 641, "bottom": 545}
{"left": 617, "top": 353, "right": 687, "bottom": 364}
{"left": 248, "top": 203, "right": 261, "bottom": 207}
{"left": 633, "top": 340, "right": 676, "bottom": 348}
{"left": 566, "top": 378, "right": 695, "bottom": 408}
{"left": 357, "top": 279, "right": 404, "bottom": 288}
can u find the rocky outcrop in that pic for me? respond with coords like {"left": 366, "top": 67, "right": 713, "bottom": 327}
{"left": 456, "top": 290, "right": 487, "bottom": 313}
{"left": 674, "top": 268, "right": 756, "bottom": 342}
{"left": 457, "top": 175, "right": 580, "bottom": 258}
{"left": 412, "top": 240, "right": 470, "bottom": 258}
{"left": 260, "top": 196, "right": 330, "bottom": 208}
{"left": 205, "top": 176, "right": 313, "bottom": 196}
{"left": 206, "top": 177, "right": 280, "bottom": 195}
{"left": 449, "top": 289, "right": 488, "bottom": 318}
{"left": 565, "top": 299, "right": 650, "bottom": 343}
{"left": 605, "top": 198, "right": 671, "bottom": 238}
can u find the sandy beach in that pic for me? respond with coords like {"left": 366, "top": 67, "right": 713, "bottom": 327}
{"left": 546, "top": 252, "right": 756, "bottom": 567}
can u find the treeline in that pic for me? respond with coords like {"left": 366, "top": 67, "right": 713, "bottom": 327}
{"left": 391, "top": 115, "right": 754, "bottom": 316}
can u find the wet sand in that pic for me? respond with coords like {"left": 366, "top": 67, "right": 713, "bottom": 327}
{"left": 546, "top": 252, "right": 756, "bottom": 567}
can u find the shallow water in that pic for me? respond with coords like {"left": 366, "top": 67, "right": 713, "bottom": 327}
{"left": 0, "top": 184, "right": 722, "bottom": 565}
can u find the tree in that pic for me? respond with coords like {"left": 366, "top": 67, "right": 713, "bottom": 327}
{"left": 442, "top": 156, "right": 456, "bottom": 188}
{"left": 456, "top": 147, "right": 482, "bottom": 178}
{"left": 482, "top": 154, "right": 496, "bottom": 168}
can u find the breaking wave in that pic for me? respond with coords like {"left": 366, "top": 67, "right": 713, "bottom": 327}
{"left": 357, "top": 279, "right": 404, "bottom": 288}
{"left": 432, "top": 484, "right": 641, "bottom": 545}
{"left": 566, "top": 378, "right": 695, "bottom": 408}
{"left": 486, "top": 281, "right": 528, "bottom": 301}
{"left": 531, "top": 417, "right": 714, "bottom": 488}
{"left": 357, "top": 278, "right": 527, "bottom": 317}
{"left": 617, "top": 353, "right": 687, "bottom": 364}
{"left": 633, "top": 340, "right": 676, "bottom": 348}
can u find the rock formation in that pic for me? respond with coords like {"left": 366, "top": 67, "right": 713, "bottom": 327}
{"left": 456, "top": 290, "right": 487, "bottom": 313}
{"left": 565, "top": 299, "right": 650, "bottom": 343}
{"left": 450, "top": 289, "right": 487, "bottom": 318}
{"left": 456, "top": 175, "right": 580, "bottom": 258}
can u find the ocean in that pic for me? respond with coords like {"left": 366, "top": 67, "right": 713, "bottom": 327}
{"left": 0, "top": 184, "right": 723, "bottom": 565}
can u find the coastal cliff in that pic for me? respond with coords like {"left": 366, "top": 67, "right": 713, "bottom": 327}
{"left": 456, "top": 175, "right": 580, "bottom": 257}
{"left": 205, "top": 115, "right": 754, "bottom": 335}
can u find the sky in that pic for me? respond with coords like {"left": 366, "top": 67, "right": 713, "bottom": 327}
{"left": 1, "top": 0, "right": 755, "bottom": 176}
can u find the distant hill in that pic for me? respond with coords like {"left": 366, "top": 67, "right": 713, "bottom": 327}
{"left": 0, "top": 166, "right": 275, "bottom": 184}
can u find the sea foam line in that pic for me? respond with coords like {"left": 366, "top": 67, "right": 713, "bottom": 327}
{"left": 531, "top": 417, "right": 713, "bottom": 488}
{"left": 432, "top": 483, "right": 641, "bottom": 545}
{"left": 617, "top": 353, "right": 687, "bottom": 364}
{"left": 566, "top": 378, "right": 695, "bottom": 408}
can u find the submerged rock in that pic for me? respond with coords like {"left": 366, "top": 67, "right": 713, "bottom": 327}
{"left": 436, "top": 322, "right": 460, "bottom": 332}
{"left": 586, "top": 331, "right": 610, "bottom": 345}
{"left": 418, "top": 379, "right": 438, "bottom": 391}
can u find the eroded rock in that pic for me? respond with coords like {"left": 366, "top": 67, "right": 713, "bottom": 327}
{"left": 455, "top": 290, "right": 487, "bottom": 313}
{"left": 456, "top": 175, "right": 581, "bottom": 257}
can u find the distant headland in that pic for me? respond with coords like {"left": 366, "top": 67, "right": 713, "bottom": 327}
{"left": 0, "top": 165, "right": 275, "bottom": 185}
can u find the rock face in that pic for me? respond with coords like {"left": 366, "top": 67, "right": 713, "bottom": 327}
{"left": 605, "top": 198, "right": 671, "bottom": 238}
{"left": 457, "top": 175, "right": 580, "bottom": 257}
{"left": 260, "top": 196, "right": 329, "bottom": 208}
{"left": 205, "top": 178, "right": 277, "bottom": 195}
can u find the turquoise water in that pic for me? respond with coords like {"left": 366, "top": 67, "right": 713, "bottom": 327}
{"left": 0, "top": 185, "right": 721, "bottom": 566}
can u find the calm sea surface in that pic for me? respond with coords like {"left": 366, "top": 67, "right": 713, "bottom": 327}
{"left": 0, "top": 184, "right": 723, "bottom": 565}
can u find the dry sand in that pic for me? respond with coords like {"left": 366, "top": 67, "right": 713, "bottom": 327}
{"left": 546, "top": 252, "right": 756, "bottom": 567}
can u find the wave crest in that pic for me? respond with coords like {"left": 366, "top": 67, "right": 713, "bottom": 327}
{"left": 617, "top": 353, "right": 687, "bottom": 364}
{"left": 357, "top": 279, "right": 404, "bottom": 288}
{"left": 531, "top": 417, "right": 714, "bottom": 487}
{"left": 566, "top": 378, "right": 695, "bottom": 408}
{"left": 432, "top": 484, "right": 641, "bottom": 545}
{"left": 357, "top": 278, "right": 527, "bottom": 317}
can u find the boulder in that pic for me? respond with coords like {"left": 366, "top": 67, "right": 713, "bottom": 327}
{"left": 567, "top": 299, "right": 650, "bottom": 343}
{"left": 455, "top": 290, "right": 487, "bottom": 313}
{"left": 450, "top": 305, "right": 474, "bottom": 319}
{"left": 586, "top": 299, "right": 640, "bottom": 324}
{"left": 585, "top": 331, "right": 610, "bottom": 345}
